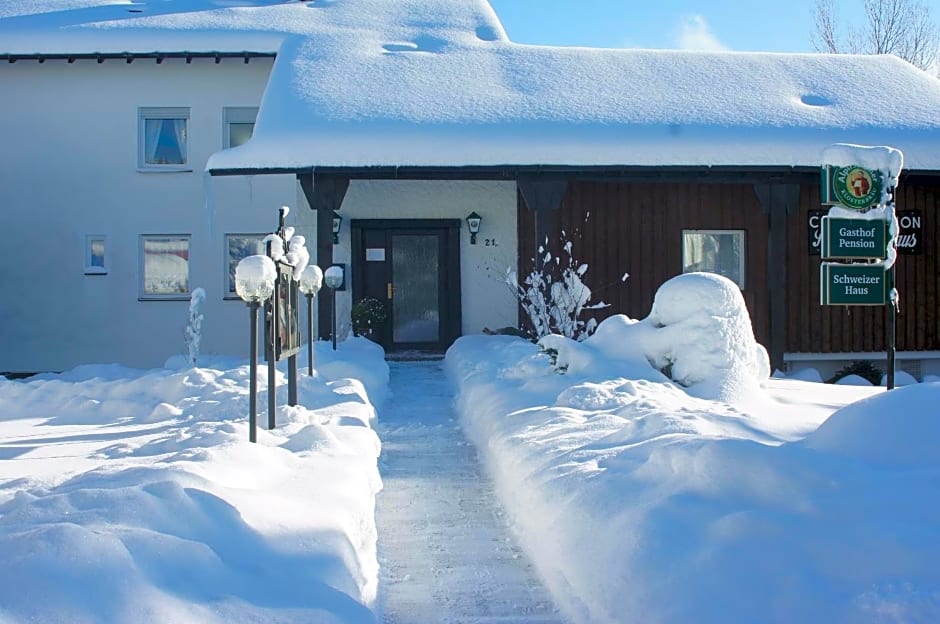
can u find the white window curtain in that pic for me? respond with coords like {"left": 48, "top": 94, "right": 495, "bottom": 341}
{"left": 145, "top": 118, "right": 186, "bottom": 165}
{"left": 170, "top": 118, "right": 187, "bottom": 163}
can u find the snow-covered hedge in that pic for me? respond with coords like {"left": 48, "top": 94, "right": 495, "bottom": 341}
{"left": 541, "top": 272, "right": 769, "bottom": 403}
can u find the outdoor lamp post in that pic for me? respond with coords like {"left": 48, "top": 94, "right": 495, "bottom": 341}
{"left": 466, "top": 211, "right": 482, "bottom": 244}
{"left": 324, "top": 265, "right": 344, "bottom": 351}
{"left": 299, "top": 264, "right": 323, "bottom": 376}
{"left": 332, "top": 211, "right": 343, "bottom": 245}
{"left": 235, "top": 254, "right": 277, "bottom": 443}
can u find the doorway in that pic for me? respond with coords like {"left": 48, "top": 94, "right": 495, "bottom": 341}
{"left": 351, "top": 219, "right": 461, "bottom": 353}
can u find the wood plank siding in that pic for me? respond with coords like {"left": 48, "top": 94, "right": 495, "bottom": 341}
{"left": 519, "top": 176, "right": 940, "bottom": 358}
{"left": 787, "top": 176, "right": 940, "bottom": 353}
{"left": 518, "top": 181, "right": 771, "bottom": 345}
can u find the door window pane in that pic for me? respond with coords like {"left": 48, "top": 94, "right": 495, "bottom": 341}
{"left": 682, "top": 230, "right": 745, "bottom": 287}
{"left": 392, "top": 235, "right": 439, "bottom": 343}
{"left": 141, "top": 235, "right": 190, "bottom": 297}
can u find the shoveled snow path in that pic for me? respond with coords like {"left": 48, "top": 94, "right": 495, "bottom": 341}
{"left": 375, "top": 360, "right": 564, "bottom": 624}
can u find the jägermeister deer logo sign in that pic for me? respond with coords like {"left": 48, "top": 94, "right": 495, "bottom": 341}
{"left": 821, "top": 165, "right": 884, "bottom": 210}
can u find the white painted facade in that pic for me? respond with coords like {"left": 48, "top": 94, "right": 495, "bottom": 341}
{"left": 325, "top": 180, "right": 519, "bottom": 340}
{"left": 0, "top": 57, "right": 520, "bottom": 372}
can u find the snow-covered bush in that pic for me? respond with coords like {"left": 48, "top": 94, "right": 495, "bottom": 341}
{"left": 826, "top": 360, "right": 882, "bottom": 385}
{"left": 507, "top": 237, "right": 607, "bottom": 341}
{"left": 643, "top": 272, "right": 769, "bottom": 401}
{"left": 539, "top": 272, "right": 770, "bottom": 402}
{"left": 184, "top": 287, "right": 206, "bottom": 367}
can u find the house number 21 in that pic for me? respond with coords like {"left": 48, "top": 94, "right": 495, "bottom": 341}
{"left": 484, "top": 238, "right": 498, "bottom": 247}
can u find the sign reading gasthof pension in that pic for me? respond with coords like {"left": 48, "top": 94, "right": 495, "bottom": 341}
{"left": 821, "top": 217, "right": 888, "bottom": 259}
{"left": 820, "top": 263, "right": 887, "bottom": 305}
{"left": 821, "top": 165, "right": 884, "bottom": 210}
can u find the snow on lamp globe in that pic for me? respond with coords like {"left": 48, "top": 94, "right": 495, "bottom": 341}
{"left": 235, "top": 254, "right": 276, "bottom": 443}
{"left": 299, "top": 265, "right": 323, "bottom": 375}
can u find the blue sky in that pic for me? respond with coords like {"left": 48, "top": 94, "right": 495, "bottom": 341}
{"left": 487, "top": 0, "right": 940, "bottom": 53}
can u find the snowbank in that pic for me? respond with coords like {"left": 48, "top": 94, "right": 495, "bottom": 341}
{"left": 447, "top": 335, "right": 940, "bottom": 624}
{"left": 644, "top": 272, "right": 770, "bottom": 401}
{"left": 540, "top": 272, "right": 769, "bottom": 404}
{"left": 0, "top": 340, "right": 388, "bottom": 623}
{"left": 803, "top": 382, "right": 940, "bottom": 467}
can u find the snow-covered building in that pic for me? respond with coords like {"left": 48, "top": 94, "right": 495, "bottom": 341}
{"left": 2, "top": 0, "right": 940, "bottom": 377}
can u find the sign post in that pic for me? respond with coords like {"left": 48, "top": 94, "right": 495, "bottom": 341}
{"left": 819, "top": 145, "right": 902, "bottom": 390}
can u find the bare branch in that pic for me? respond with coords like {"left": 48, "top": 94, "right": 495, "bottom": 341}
{"left": 812, "top": 0, "right": 841, "bottom": 53}
{"left": 812, "top": 0, "right": 940, "bottom": 71}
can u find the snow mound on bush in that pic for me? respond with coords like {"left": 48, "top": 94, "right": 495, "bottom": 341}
{"left": 789, "top": 367, "right": 823, "bottom": 383}
{"left": 803, "top": 383, "right": 940, "bottom": 467}
{"left": 836, "top": 374, "right": 873, "bottom": 386}
{"left": 643, "top": 273, "right": 770, "bottom": 402}
{"left": 880, "top": 370, "right": 919, "bottom": 386}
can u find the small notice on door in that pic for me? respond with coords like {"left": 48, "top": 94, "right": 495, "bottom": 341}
{"left": 366, "top": 248, "right": 386, "bottom": 261}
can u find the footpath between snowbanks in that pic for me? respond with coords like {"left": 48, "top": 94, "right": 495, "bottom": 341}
{"left": 447, "top": 333, "right": 940, "bottom": 624}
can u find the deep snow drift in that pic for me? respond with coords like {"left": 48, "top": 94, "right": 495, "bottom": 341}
{"left": 447, "top": 275, "right": 939, "bottom": 624}
{"left": 0, "top": 339, "right": 387, "bottom": 624}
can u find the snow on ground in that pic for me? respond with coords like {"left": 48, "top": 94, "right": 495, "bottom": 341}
{"left": 0, "top": 338, "right": 387, "bottom": 624}
{"left": 447, "top": 329, "right": 940, "bottom": 623}
{"left": 375, "top": 361, "right": 563, "bottom": 624}
{"left": 3, "top": 271, "right": 939, "bottom": 624}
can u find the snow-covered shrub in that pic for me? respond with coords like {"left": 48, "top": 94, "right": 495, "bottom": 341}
{"left": 826, "top": 360, "right": 882, "bottom": 385}
{"left": 642, "top": 272, "right": 769, "bottom": 401}
{"left": 184, "top": 287, "right": 206, "bottom": 367}
{"left": 507, "top": 237, "right": 607, "bottom": 341}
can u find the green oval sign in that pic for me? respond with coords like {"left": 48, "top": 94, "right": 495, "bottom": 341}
{"left": 831, "top": 165, "right": 883, "bottom": 209}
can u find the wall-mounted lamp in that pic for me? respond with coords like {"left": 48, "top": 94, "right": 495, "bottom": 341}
{"left": 332, "top": 211, "right": 343, "bottom": 245}
{"left": 466, "top": 211, "right": 482, "bottom": 244}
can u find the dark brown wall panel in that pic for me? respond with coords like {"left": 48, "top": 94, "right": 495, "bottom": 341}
{"left": 786, "top": 177, "right": 940, "bottom": 354}
{"left": 519, "top": 181, "right": 770, "bottom": 347}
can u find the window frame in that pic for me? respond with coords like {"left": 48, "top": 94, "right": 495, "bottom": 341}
{"left": 139, "top": 234, "right": 192, "bottom": 300}
{"left": 223, "top": 106, "right": 258, "bottom": 149}
{"left": 84, "top": 234, "right": 107, "bottom": 275}
{"left": 223, "top": 233, "right": 267, "bottom": 300}
{"left": 681, "top": 229, "right": 747, "bottom": 289}
{"left": 137, "top": 106, "right": 191, "bottom": 172}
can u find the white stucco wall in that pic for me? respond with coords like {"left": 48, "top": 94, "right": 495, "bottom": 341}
{"left": 325, "top": 180, "right": 519, "bottom": 342}
{"left": 0, "top": 58, "right": 296, "bottom": 371}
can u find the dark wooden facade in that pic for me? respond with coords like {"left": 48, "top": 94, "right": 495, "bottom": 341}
{"left": 519, "top": 175, "right": 940, "bottom": 367}
{"left": 788, "top": 177, "right": 939, "bottom": 354}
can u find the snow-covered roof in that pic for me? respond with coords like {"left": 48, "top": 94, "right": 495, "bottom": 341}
{"left": 5, "top": 0, "right": 940, "bottom": 172}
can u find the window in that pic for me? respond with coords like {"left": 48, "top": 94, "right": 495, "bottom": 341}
{"left": 138, "top": 107, "right": 189, "bottom": 170}
{"left": 140, "top": 235, "right": 190, "bottom": 299}
{"left": 223, "top": 107, "right": 258, "bottom": 149}
{"left": 84, "top": 235, "right": 107, "bottom": 275}
{"left": 224, "top": 233, "right": 266, "bottom": 298}
{"left": 682, "top": 230, "right": 746, "bottom": 288}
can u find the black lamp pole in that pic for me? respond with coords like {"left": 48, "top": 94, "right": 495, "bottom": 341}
{"left": 332, "top": 288, "right": 338, "bottom": 351}
{"left": 248, "top": 300, "right": 259, "bottom": 443}
{"left": 306, "top": 292, "right": 314, "bottom": 375}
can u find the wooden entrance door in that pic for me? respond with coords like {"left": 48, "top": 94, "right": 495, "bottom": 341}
{"left": 351, "top": 220, "right": 461, "bottom": 352}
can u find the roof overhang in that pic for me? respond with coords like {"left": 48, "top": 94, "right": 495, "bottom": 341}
{"left": 1, "top": 51, "right": 275, "bottom": 64}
